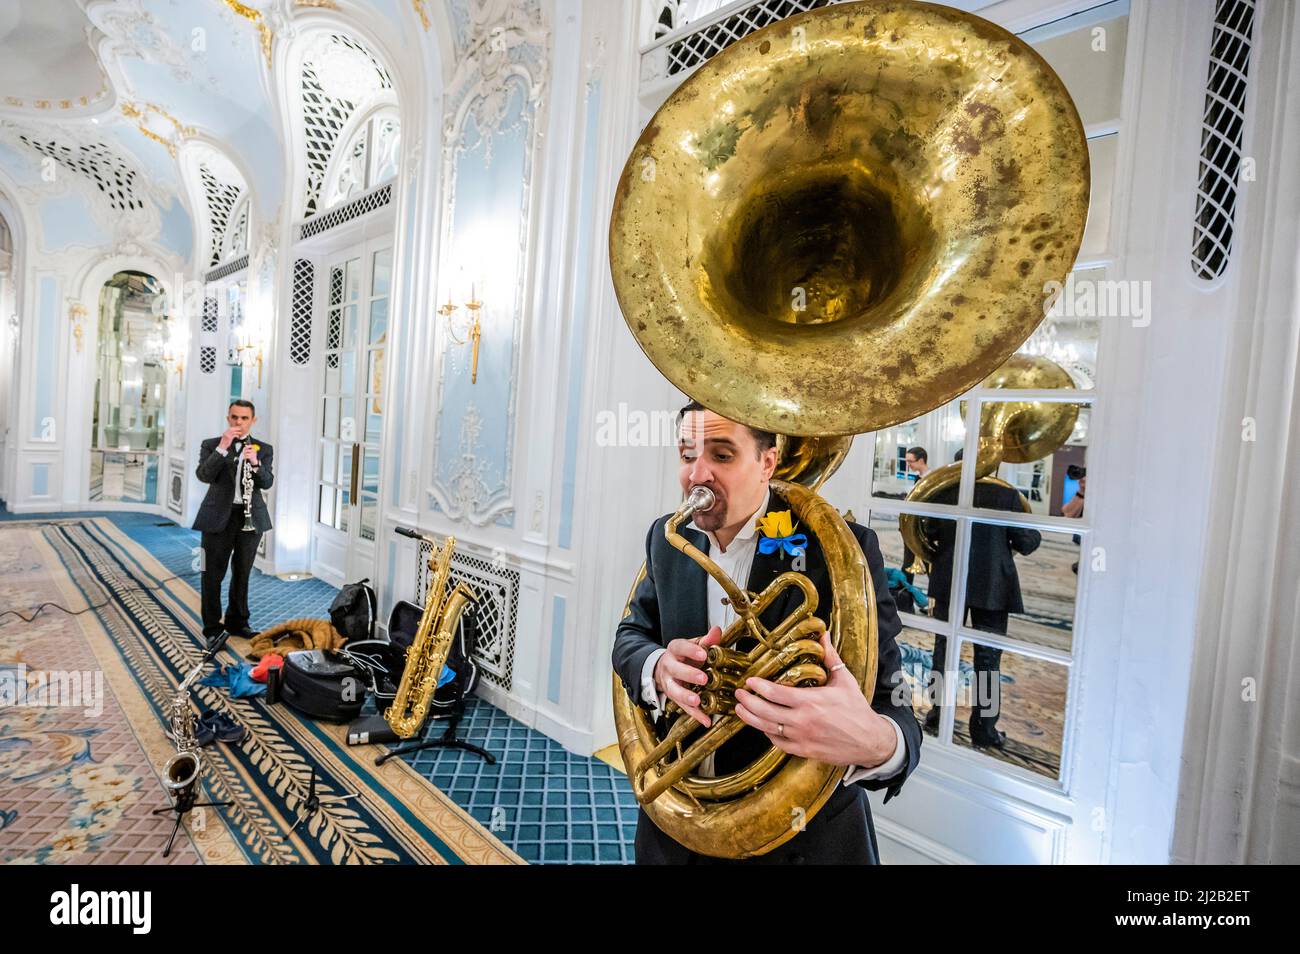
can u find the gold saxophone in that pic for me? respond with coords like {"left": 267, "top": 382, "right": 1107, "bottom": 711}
{"left": 384, "top": 536, "right": 477, "bottom": 739}
{"left": 608, "top": 0, "right": 1090, "bottom": 858}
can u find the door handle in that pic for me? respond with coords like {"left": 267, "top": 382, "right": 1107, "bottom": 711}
{"left": 350, "top": 442, "right": 360, "bottom": 503}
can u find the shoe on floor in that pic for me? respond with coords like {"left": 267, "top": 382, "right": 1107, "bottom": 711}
{"left": 200, "top": 709, "right": 249, "bottom": 744}
{"left": 970, "top": 727, "right": 1008, "bottom": 749}
{"left": 168, "top": 719, "right": 215, "bottom": 747}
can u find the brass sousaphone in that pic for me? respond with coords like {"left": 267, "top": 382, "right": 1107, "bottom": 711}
{"left": 610, "top": 0, "right": 1089, "bottom": 858}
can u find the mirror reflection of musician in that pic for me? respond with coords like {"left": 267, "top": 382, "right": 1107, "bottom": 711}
{"left": 193, "top": 400, "right": 274, "bottom": 646}
{"left": 612, "top": 402, "right": 922, "bottom": 864}
{"left": 923, "top": 448, "right": 1040, "bottom": 748}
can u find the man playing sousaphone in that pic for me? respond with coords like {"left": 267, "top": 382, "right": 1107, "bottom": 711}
{"left": 612, "top": 402, "right": 922, "bottom": 864}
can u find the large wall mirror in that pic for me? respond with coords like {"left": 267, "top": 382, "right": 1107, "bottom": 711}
{"left": 89, "top": 270, "right": 174, "bottom": 504}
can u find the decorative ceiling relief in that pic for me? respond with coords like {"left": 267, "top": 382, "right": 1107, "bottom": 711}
{"left": 428, "top": 0, "right": 549, "bottom": 528}
{"left": 120, "top": 101, "right": 195, "bottom": 158}
{"left": 0, "top": 1, "right": 113, "bottom": 118}
{"left": 86, "top": 0, "right": 199, "bottom": 87}
{"left": 0, "top": 120, "right": 171, "bottom": 253}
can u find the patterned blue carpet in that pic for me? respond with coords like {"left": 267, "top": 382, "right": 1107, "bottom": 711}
{"left": 0, "top": 505, "right": 639, "bottom": 864}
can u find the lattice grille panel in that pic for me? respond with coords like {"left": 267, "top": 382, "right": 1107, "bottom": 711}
{"left": 1192, "top": 0, "right": 1255, "bottom": 281}
{"left": 416, "top": 539, "right": 519, "bottom": 691}
{"left": 290, "top": 259, "right": 314, "bottom": 365}
{"left": 661, "top": 0, "right": 837, "bottom": 76}
{"left": 201, "top": 296, "right": 218, "bottom": 333}
{"left": 199, "top": 345, "right": 216, "bottom": 374}
{"left": 206, "top": 254, "right": 249, "bottom": 283}
{"left": 199, "top": 164, "right": 243, "bottom": 266}
{"left": 17, "top": 136, "right": 144, "bottom": 212}
{"left": 297, "top": 183, "right": 392, "bottom": 241}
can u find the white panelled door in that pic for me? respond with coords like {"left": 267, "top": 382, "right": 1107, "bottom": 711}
{"left": 310, "top": 239, "right": 391, "bottom": 586}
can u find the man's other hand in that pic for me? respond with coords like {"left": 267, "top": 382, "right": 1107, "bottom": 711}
{"left": 734, "top": 631, "right": 897, "bottom": 767}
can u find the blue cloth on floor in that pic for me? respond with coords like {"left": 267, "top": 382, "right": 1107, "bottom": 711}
{"left": 885, "top": 567, "right": 929, "bottom": 611}
{"left": 199, "top": 662, "right": 267, "bottom": 698}
{"left": 438, "top": 666, "right": 456, "bottom": 689}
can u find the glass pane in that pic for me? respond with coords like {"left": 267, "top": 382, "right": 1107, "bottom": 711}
{"left": 867, "top": 510, "right": 949, "bottom": 619}
{"left": 368, "top": 297, "right": 388, "bottom": 344}
{"left": 366, "top": 347, "right": 384, "bottom": 401}
{"left": 950, "top": 639, "right": 1068, "bottom": 780}
{"left": 319, "top": 441, "right": 337, "bottom": 481}
{"left": 957, "top": 524, "right": 1083, "bottom": 654}
{"left": 970, "top": 402, "right": 1090, "bottom": 518}
{"left": 871, "top": 401, "right": 963, "bottom": 499}
{"left": 338, "top": 485, "right": 351, "bottom": 533}
{"left": 340, "top": 350, "right": 356, "bottom": 396}
{"left": 365, "top": 410, "right": 382, "bottom": 444}
{"left": 895, "top": 625, "right": 936, "bottom": 737}
{"left": 322, "top": 396, "right": 339, "bottom": 438}
{"left": 324, "top": 350, "right": 340, "bottom": 393}
{"left": 371, "top": 249, "right": 392, "bottom": 298}
{"left": 317, "top": 484, "right": 336, "bottom": 525}
{"left": 362, "top": 450, "right": 379, "bottom": 495}
{"left": 339, "top": 399, "right": 356, "bottom": 441}
{"left": 345, "top": 258, "right": 360, "bottom": 301}
{"left": 343, "top": 304, "right": 357, "bottom": 350}
{"left": 360, "top": 493, "right": 378, "bottom": 542}
{"left": 338, "top": 443, "right": 353, "bottom": 486}
{"left": 1023, "top": 267, "right": 1105, "bottom": 390}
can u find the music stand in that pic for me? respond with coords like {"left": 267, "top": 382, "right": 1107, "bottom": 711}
{"left": 278, "top": 766, "right": 358, "bottom": 838}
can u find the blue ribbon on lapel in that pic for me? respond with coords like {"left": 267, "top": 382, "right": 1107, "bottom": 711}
{"left": 757, "top": 533, "right": 807, "bottom": 558}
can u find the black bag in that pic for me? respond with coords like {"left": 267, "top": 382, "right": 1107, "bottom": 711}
{"left": 280, "top": 650, "right": 368, "bottom": 723}
{"left": 338, "top": 639, "right": 406, "bottom": 706}
{"left": 386, "top": 599, "right": 480, "bottom": 716}
{"left": 329, "top": 579, "right": 377, "bottom": 642}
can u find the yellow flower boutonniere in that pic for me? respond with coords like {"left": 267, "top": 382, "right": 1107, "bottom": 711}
{"left": 755, "top": 509, "right": 807, "bottom": 558}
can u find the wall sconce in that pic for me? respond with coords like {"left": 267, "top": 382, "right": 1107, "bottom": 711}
{"left": 68, "top": 302, "right": 87, "bottom": 353}
{"left": 438, "top": 283, "right": 483, "bottom": 384}
{"left": 227, "top": 324, "right": 264, "bottom": 387}
{"left": 159, "top": 347, "right": 185, "bottom": 387}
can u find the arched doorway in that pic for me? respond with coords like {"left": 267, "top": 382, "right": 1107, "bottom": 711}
{"left": 88, "top": 270, "right": 179, "bottom": 505}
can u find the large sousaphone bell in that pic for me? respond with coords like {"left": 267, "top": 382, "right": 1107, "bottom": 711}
{"left": 610, "top": 0, "right": 1089, "bottom": 858}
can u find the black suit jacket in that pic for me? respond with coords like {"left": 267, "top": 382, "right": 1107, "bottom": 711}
{"left": 612, "top": 486, "right": 922, "bottom": 863}
{"left": 927, "top": 482, "right": 1040, "bottom": 613}
{"left": 192, "top": 436, "right": 274, "bottom": 533}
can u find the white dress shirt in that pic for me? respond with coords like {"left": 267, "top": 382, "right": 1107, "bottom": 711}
{"left": 639, "top": 487, "right": 907, "bottom": 785}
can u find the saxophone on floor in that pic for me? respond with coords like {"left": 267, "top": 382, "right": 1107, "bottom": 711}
{"left": 384, "top": 536, "right": 477, "bottom": 739}
{"left": 608, "top": 0, "right": 1090, "bottom": 858}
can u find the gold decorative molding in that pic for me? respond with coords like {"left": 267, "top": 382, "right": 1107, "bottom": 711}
{"left": 1, "top": 83, "right": 107, "bottom": 113}
{"left": 69, "top": 302, "right": 88, "bottom": 354}
{"left": 120, "top": 102, "right": 197, "bottom": 158}
{"left": 411, "top": 0, "right": 432, "bottom": 30}
{"left": 296, "top": 0, "right": 340, "bottom": 8}
{"left": 224, "top": 0, "right": 274, "bottom": 67}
